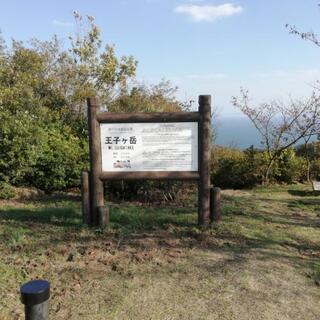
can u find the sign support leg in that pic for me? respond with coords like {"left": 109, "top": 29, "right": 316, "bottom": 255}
{"left": 81, "top": 171, "right": 91, "bottom": 224}
{"left": 198, "top": 95, "right": 211, "bottom": 225}
{"left": 87, "top": 97, "right": 105, "bottom": 226}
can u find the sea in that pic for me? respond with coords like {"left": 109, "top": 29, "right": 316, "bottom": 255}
{"left": 214, "top": 115, "right": 318, "bottom": 149}
{"left": 214, "top": 115, "right": 264, "bottom": 149}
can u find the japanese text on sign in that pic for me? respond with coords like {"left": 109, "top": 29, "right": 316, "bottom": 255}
{"left": 100, "top": 122, "right": 198, "bottom": 172}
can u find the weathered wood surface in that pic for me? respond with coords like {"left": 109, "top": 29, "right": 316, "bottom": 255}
{"left": 88, "top": 97, "right": 105, "bottom": 226}
{"left": 100, "top": 171, "right": 200, "bottom": 181}
{"left": 210, "top": 187, "right": 221, "bottom": 223}
{"left": 98, "top": 206, "right": 109, "bottom": 227}
{"left": 97, "top": 111, "right": 200, "bottom": 123}
{"left": 81, "top": 171, "right": 91, "bottom": 224}
{"left": 86, "top": 95, "right": 212, "bottom": 227}
{"left": 198, "top": 95, "right": 211, "bottom": 225}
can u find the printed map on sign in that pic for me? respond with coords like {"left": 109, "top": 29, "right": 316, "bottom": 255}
{"left": 100, "top": 122, "right": 198, "bottom": 172}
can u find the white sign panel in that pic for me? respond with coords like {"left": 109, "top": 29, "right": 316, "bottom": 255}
{"left": 100, "top": 122, "right": 198, "bottom": 172}
{"left": 312, "top": 180, "right": 320, "bottom": 191}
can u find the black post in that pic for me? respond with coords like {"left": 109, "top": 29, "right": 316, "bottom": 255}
{"left": 20, "top": 280, "right": 50, "bottom": 320}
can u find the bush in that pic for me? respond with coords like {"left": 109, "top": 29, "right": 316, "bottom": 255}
{"left": 0, "top": 182, "right": 15, "bottom": 199}
{"left": 311, "top": 159, "right": 320, "bottom": 181}
{"left": 0, "top": 109, "right": 43, "bottom": 185}
{"left": 0, "top": 109, "right": 88, "bottom": 193}
{"left": 29, "top": 126, "right": 88, "bottom": 193}
{"left": 211, "top": 147, "right": 261, "bottom": 189}
{"left": 211, "top": 146, "right": 306, "bottom": 189}
{"left": 274, "top": 148, "right": 306, "bottom": 183}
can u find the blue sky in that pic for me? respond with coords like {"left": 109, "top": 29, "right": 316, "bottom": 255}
{"left": 1, "top": 0, "right": 320, "bottom": 117}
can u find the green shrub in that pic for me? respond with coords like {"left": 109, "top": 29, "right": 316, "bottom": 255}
{"left": 0, "top": 109, "right": 44, "bottom": 185}
{"left": 0, "top": 109, "right": 88, "bottom": 193}
{"left": 211, "top": 147, "right": 261, "bottom": 189}
{"left": 211, "top": 146, "right": 306, "bottom": 189}
{"left": 311, "top": 159, "right": 320, "bottom": 181}
{"left": 274, "top": 148, "right": 306, "bottom": 183}
{"left": 30, "top": 126, "right": 88, "bottom": 193}
{"left": 0, "top": 182, "right": 15, "bottom": 199}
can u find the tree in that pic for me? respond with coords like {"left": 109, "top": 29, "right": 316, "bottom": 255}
{"left": 0, "top": 12, "right": 189, "bottom": 195}
{"left": 0, "top": 12, "right": 138, "bottom": 192}
{"left": 285, "top": 5, "right": 320, "bottom": 181}
{"left": 231, "top": 89, "right": 320, "bottom": 184}
{"left": 109, "top": 79, "right": 184, "bottom": 113}
{"left": 29, "top": 12, "right": 138, "bottom": 136}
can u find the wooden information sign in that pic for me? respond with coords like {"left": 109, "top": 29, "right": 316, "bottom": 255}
{"left": 82, "top": 95, "right": 212, "bottom": 226}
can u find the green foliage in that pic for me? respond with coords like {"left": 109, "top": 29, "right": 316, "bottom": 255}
{"left": 0, "top": 182, "right": 15, "bottom": 200}
{"left": 211, "top": 147, "right": 246, "bottom": 188}
{"left": 0, "top": 108, "right": 87, "bottom": 192}
{"left": 296, "top": 141, "right": 320, "bottom": 180}
{"left": 211, "top": 145, "right": 309, "bottom": 189}
{"left": 0, "top": 13, "right": 189, "bottom": 197}
{"left": 274, "top": 148, "right": 306, "bottom": 183}
{"left": 211, "top": 146, "right": 265, "bottom": 188}
{"left": 109, "top": 80, "right": 185, "bottom": 113}
{"left": 30, "top": 126, "right": 88, "bottom": 193}
{"left": 0, "top": 109, "right": 43, "bottom": 184}
{"left": 0, "top": 12, "right": 137, "bottom": 193}
{"left": 0, "top": 11, "right": 316, "bottom": 194}
{"left": 311, "top": 159, "right": 320, "bottom": 180}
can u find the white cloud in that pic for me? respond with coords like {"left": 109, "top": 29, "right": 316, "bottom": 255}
{"left": 52, "top": 20, "right": 73, "bottom": 27}
{"left": 174, "top": 3, "right": 243, "bottom": 22}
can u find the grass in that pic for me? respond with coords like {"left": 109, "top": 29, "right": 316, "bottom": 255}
{"left": 0, "top": 184, "right": 319, "bottom": 319}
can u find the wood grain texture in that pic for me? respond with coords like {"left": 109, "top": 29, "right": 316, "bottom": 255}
{"left": 198, "top": 95, "right": 211, "bottom": 225}
{"left": 97, "top": 112, "right": 200, "bottom": 123}
{"left": 88, "top": 97, "right": 105, "bottom": 226}
{"left": 81, "top": 171, "right": 91, "bottom": 224}
{"left": 100, "top": 171, "right": 200, "bottom": 181}
{"left": 98, "top": 206, "right": 109, "bottom": 227}
{"left": 210, "top": 187, "right": 221, "bottom": 223}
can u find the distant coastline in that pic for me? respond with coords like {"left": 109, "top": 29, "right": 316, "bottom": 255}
{"left": 214, "top": 115, "right": 263, "bottom": 149}
{"left": 215, "top": 115, "right": 317, "bottom": 149}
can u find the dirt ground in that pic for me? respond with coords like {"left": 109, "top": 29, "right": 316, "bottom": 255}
{"left": 0, "top": 184, "right": 319, "bottom": 319}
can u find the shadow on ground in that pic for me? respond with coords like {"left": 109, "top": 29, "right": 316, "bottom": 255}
{"left": 0, "top": 187, "right": 320, "bottom": 279}
{"left": 288, "top": 189, "right": 320, "bottom": 197}
{"left": 0, "top": 207, "right": 81, "bottom": 227}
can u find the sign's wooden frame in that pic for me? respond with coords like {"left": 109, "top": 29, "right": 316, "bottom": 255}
{"left": 82, "top": 95, "right": 212, "bottom": 226}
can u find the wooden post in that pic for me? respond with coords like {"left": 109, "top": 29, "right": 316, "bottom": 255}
{"left": 198, "top": 95, "right": 211, "bottom": 225}
{"left": 210, "top": 187, "right": 221, "bottom": 223}
{"left": 87, "top": 98, "right": 105, "bottom": 226}
{"left": 98, "top": 206, "right": 109, "bottom": 228}
{"left": 81, "top": 171, "right": 91, "bottom": 224}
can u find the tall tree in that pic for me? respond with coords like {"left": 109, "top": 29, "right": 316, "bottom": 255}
{"left": 28, "top": 12, "right": 138, "bottom": 135}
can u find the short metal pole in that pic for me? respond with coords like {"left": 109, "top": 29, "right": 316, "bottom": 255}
{"left": 20, "top": 280, "right": 50, "bottom": 320}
